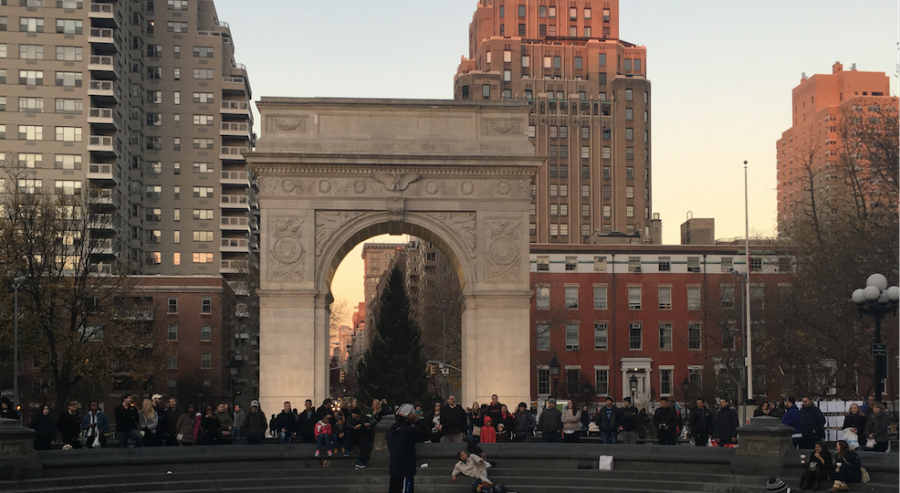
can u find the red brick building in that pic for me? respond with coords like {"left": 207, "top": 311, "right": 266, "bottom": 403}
{"left": 528, "top": 242, "right": 795, "bottom": 410}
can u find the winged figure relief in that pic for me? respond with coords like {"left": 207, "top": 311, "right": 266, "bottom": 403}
{"left": 373, "top": 171, "right": 422, "bottom": 192}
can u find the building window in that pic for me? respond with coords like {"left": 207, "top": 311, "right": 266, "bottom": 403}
{"left": 720, "top": 257, "right": 733, "bottom": 273}
{"left": 565, "top": 256, "right": 577, "bottom": 271}
{"left": 658, "top": 286, "right": 672, "bottom": 310}
{"left": 167, "top": 324, "right": 177, "bottom": 341}
{"left": 593, "top": 286, "right": 608, "bottom": 310}
{"left": 536, "top": 323, "right": 550, "bottom": 350}
{"left": 192, "top": 253, "right": 214, "bottom": 264}
{"left": 628, "top": 287, "right": 641, "bottom": 310}
{"left": 537, "top": 256, "right": 549, "bottom": 271}
{"left": 721, "top": 284, "right": 735, "bottom": 308}
{"left": 723, "top": 322, "right": 736, "bottom": 350}
{"left": 167, "top": 354, "right": 178, "bottom": 369}
{"left": 750, "top": 258, "right": 762, "bottom": 272}
{"left": 628, "top": 257, "right": 641, "bottom": 273}
{"left": 660, "top": 368, "right": 673, "bottom": 395}
{"left": 688, "top": 367, "right": 703, "bottom": 386}
{"left": 565, "top": 286, "right": 578, "bottom": 309}
{"left": 629, "top": 323, "right": 642, "bottom": 349}
{"left": 200, "top": 352, "right": 211, "bottom": 369}
{"left": 482, "top": 84, "right": 490, "bottom": 98}
{"left": 658, "top": 257, "right": 670, "bottom": 272}
{"left": 537, "top": 368, "right": 550, "bottom": 395}
{"left": 687, "top": 287, "right": 701, "bottom": 310}
{"left": 595, "top": 368, "right": 609, "bottom": 395}
{"left": 168, "top": 297, "right": 178, "bottom": 314}
{"left": 200, "top": 297, "right": 212, "bottom": 314}
{"left": 593, "top": 256, "right": 607, "bottom": 272}
{"left": 688, "top": 323, "right": 702, "bottom": 350}
{"left": 200, "top": 324, "right": 211, "bottom": 341}
{"left": 659, "top": 323, "right": 672, "bottom": 350}
{"left": 687, "top": 257, "right": 701, "bottom": 273}
{"left": 594, "top": 323, "right": 608, "bottom": 350}
{"left": 536, "top": 285, "right": 550, "bottom": 310}
{"left": 565, "top": 324, "right": 579, "bottom": 350}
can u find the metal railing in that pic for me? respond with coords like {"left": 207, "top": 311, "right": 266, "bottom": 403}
{"left": 89, "top": 80, "right": 114, "bottom": 91}
{"left": 221, "top": 170, "right": 248, "bottom": 180}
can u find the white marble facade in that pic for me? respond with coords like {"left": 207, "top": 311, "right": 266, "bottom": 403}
{"left": 247, "top": 98, "right": 544, "bottom": 413}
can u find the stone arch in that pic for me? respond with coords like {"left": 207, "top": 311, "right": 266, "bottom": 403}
{"left": 247, "top": 98, "right": 543, "bottom": 414}
{"left": 316, "top": 211, "right": 477, "bottom": 295}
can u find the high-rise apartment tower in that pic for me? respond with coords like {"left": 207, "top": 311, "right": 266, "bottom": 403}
{"left": 454, "top": 0, "right": 653, "bottom": 244}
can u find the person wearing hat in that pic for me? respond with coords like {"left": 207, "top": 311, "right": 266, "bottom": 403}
{"left": 345, "top": 407, "right": 376, "bottom": 469}
{"left": 538, "top": 398, "right": 563, "bottom": 443}
{"left": 245, "top": 400, "right": 268, "bottom": 444}
{"left": 386, "top": 403, "right": 428, "bottom": 493}
{"left": 766, "top": 476, "right": 791, "bottom": 493}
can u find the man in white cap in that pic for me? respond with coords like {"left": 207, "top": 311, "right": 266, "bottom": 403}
{"left": 245, "top": 400, "right": 268, "bottom": 445}
{"left": 387, "top": 403, "right": 428, "bottom": 493}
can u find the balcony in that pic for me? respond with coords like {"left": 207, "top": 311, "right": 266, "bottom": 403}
{"left": 220, "top": 146, "right": 248, "bottom": 161}
{"left": 89, "top": 28, "right": 119, "bottom": 52}
{"left": 93, "top": 239, "right": 115, "bottom": 255}
{"left": 87, "top": 162, "right": 115, "bottom": 181}
{"left": 87, "top": 80, "right": 115, "bottom": 98}
{"left": 90, "top": 263, "right": 113, "bottom": 275}
{"left": 220, "top": 121, "right": 250, "bottom": 138}
{"left": 220, "top": 170, "right": 251, "bottom": 186}
{"left": 221, "top": 100, "right": 251, "bottom": 116}
{"left": 88, "top": 135, "right": 115, "bottom": 154}
{"left": 89, "top": 55, "right": 118, "bottom": 79}
{"left": 88, "top": 188, "right": 114, "bottom": 205}
{"left": 89, "top": 2, "right": 116, "bottom": 22}
{"left": 88, "top": 107, "right": 115, "bottom": 128}
{"left": 88, "top": 214, "right": 116, "bottom": 230}
{"left": 220, "top": 215, "right": 251, "bottom": 232}
{"left": 220, "top": 259, "right": 249, "bottom": 274}
{"left": 220, "top": 237, "right": 250, "bottom": 252}
{"left": 222, "top": 77, "right": 248, "bottom": 95}
{"left": 221, "top": 194, "right": 250, "bottom": 210}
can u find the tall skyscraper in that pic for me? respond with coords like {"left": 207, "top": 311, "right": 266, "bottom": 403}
{"left": 454, "top": 0, "right": 654, "bottom": 244}
{"left": 0, "top": 0, "right": 258, "bottom": 281}
{"left": 776, "top": 61, "right": 897, "bottom": 233}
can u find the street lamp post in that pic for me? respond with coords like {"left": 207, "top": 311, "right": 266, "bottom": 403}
{"left": 12, "top": 277, "right": 24, "bottom": 412}
{"left": 742, "top": 160, "right": 753, "bottom": 403}
{"left": 549, "top": 356, "right": 560, "bottom": 398}
{"left": 682, "top": 377, "right": 690, "bottom": 419}
{"left": 851, "top": 274, "right": 899, "bottom": 403}
{"left": 732, "top": 268, "right": 750, "bottom": 426}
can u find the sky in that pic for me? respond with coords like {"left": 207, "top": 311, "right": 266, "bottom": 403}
{"left": 211, "top": 0, "right": 899, "bottom": 324}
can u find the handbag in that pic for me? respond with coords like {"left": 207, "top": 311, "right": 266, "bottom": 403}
{"left": 860, "top": 466, "right": 871, "bottom": 483}
{"left": 866, "top": 437, "right": 876, "bottom": 449}
{"left": 472, "top": 425, "right": 481, "bottom": 437}
{"left": 843, "top": 428, "right": 859, "bottom": 450}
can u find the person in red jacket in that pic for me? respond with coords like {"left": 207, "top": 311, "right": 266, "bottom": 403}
{"left": 479, "top": 417, "right": 497, "bottom": 443}
{"left": 314, "top": 415, "right": 333, "bottom": 457}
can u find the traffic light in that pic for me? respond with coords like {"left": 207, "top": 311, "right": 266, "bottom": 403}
{"left": 339, "top": 369, "right": 346, "bottom": 382}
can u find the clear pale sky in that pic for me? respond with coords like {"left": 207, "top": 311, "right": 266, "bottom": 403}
{"left": 212, "top": 0, "right": 899, "bottom": 324}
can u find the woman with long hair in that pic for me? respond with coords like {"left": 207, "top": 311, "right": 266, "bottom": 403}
{"left": 829, "top": 439, "right": 861, "bottom": 492}
{"left": 199, "top": 404, "right": 221, "bottom": 445}
{"left": 799, "top": 441, "right": 831, "bottom": 490}
{"left": 138, "top": 398, "right": 158, "bottom": 447}
{"left": 753, "top": 401, "right": 771, "bottom": 417}
{"left": 468, "top": 402, "right": 483, "bottom": 443}
{"left": 29, "top": 405, "right": 55, "bottom": 450}
{"left": 863, "top": 402, "right": 889, "bottom": 452}
{"left": 841, "top": 403, "right": 866, "bottom": 450}
{"left": 561, "top": 400, "right": 582, "bottom": 444}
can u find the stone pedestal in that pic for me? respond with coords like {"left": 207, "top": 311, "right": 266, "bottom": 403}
{"left": 0, "top": 417, "right": 42, "bottom": 480}
{"left": 730, "top": 416, "right": 797, "bottom": 476}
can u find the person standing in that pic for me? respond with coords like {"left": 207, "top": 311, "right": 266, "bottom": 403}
{"left": 798, "top": 397, "right": 825, "bottom": 450}
{"left": 163, "top": 398, "right": 183, "bottom": 446}
{"left": 387, "top": 403, "right": 428, "bottom": 493}
{"left": 216, "top": 403, "right": 234, "bottom": 444}
{"left": 863, "top": 402, "right": 890, "bottom": 452}
{"left": 115, "top": 394, "right": 142, "bottom": 448}
{"left": 439, "top": 395, "right": 467, "bottom": 443}
{"left": 689, "top": 398, "right": 715, "bottom": 447}
{"left": 232, "top": 404, "right": 246, "bottom": 445}
{"left": 80, "top": 401, "right": 108, "bottom": 449}
{"left": 841, "top": 402, "right": 866, "bottom": 450}
{"left": 152, "top": 395, "right": 167, "bottom": 446}
{"left": 295, "top": 399, "right": 316, "bottom": 443}
{"left": 538, "top": 398, "right": 562, "bottom": 443}
{"left": 618, "top": 397, "right": 639, "bottom": 445}
{"left": 561, "top": 400, "right": 582, "bottom": 444}
{"left": 596, "top": 397, "right": 619, "bottom": 445}
{"left": 513, "top": 402, "right": 535, "bottom": 442}
{"left": 138, "top": 398, "right": 159, "bottom": 447}
{"left": 0, "top": 398, "right": 19, "bottom": 421}
{"left": 175, "top": 404, "right": 197, "bottom": 445}
{"left": 29, "top": 405, "right": 56, "bottom": 450}
{"left": 245, "top": 400, "right": 268, "bottom": 444}
{"left": 199, "top": 405, "right": 221, "bottom": 445}
{"left": 715, "top": 398, "right": 739, "bottom": 447}
{"left": 486, "top": 394, "right": 502, "bottom": 424}
{"left": 56, "top": 401, "right": 82, "bottom": 449}
{"left": 781, "top": 397, "right": 801, "bottom": 447}
{"left": 653, "top": 397, "right": 679, "bottom": 445}
{"left": 273, "top": 401, "right": 297, "bottom": 444}
{"left": 859, "top": 395, "right": 876, "bottom": 417}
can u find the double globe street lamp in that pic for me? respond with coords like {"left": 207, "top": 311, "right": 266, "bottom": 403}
{"left": 851, "top": 273, "right": 899, "bottom": 403}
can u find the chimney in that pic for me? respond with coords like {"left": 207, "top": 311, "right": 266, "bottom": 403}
{"left": 833, "top": 61, "right": 843, "bottom": 74}
{"left": 650, "top": 213, "right": 663, "bottom": 245}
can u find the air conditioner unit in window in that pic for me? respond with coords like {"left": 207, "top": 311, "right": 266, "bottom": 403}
{"left": 633, "top": 267, "right": 641, "bottom": 273}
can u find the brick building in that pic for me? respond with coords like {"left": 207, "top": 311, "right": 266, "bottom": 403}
{"left": 776, "top": 62, "right": 898, "bottom": 233}
{"left": 455, "top": 0, "right": 654, "bottom": 244}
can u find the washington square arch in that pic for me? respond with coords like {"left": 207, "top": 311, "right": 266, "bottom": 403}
{"left": 246, "top": 98, "right": 543, "bottom": 413}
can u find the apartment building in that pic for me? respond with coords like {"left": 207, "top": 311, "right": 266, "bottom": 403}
{"left": 454, "top": 0, "right": 654, "bottom": 244}
{"left": 776, "top": 62, "right": 898, "bottom": 233}
{"left": 0, "top": 0, "right": 258, "bottom": 408}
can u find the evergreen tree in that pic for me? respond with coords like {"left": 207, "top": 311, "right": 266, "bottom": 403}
{"left": 356, "top": 266, "right": 428, "bottom": 405}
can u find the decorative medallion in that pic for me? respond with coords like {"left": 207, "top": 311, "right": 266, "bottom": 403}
{"left": 485, "top": 219, "right": 521, "bottom": 282}
{"left": 354, "top": 180, "right": 367, "bottom": 194}
{"left": 425, "top": 181, "right": 440, "bottom": 195}
{"left": 268, "top": 217, "right": 305, "bottom": 282}
{"left": 318, "top": 180, "right": 332, "bottom": 194}
{"left": 497, "top": 181, "right": 511, "bottom": 196}
{"left": 281, "top": 179, "right": 296, "bottom": 193}
{"left": 269, "top": 117, "right": 307, "bottom": 133}
{"left": 461, "top": 181, "right": 475, "bottom": 196}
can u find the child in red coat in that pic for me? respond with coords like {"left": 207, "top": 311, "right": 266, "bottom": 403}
{"left": 314, "top": 415, "right": 333, "bottom": 457}
{"left": 479, "top": 417, "right": 497, "bottom": 443}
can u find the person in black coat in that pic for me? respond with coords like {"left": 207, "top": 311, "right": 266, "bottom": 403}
{"left": 273, "top": 402, "right": 299, "bottom": 444}
{"left": 595, "top": 397, "right": 619, "bottom": 444}
{"left": 798, "top": 397, "right": 825, "bottom": 450}
{"left": 424, "top": 400, "right": 443, "bottom": 440}
{"left": 56, "top": 401, "right": 82, "bottom": 449}
{"left": 295, "top": 399, "right": 316, "bottom": 443}
{"left": 0, "top": 397, "right": 19, "bottom": 420}
{"left": 799, "top": 441, "right": 831, "bottom": 491}
{"left": 29, "top": 405, "right": 55, "bottom": 450}
{"left": 689, "top": 398, "right": 715, "bottom": 447}
{"left": 512, "top": 402, "right": 535, "bottom": 442}
{"left": 315, "top": 399, "right": 335, "bottom": 423}
{"left": 387, "top": 404, "right": 429, "bottom": 493}
{"left": 439, "top": 395, "right": 468, "bottom": 443}
{"left": 618, "top": 398, "right": 640, "bottom": 444}
{"left": 715, "top": 398, "right": 739, "bottom": 447}
{"left": 652, "top": 397, "right": 679, "bottom": 445}
{"left": 831, "top": 439, "right": 862, "bottom": 489}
